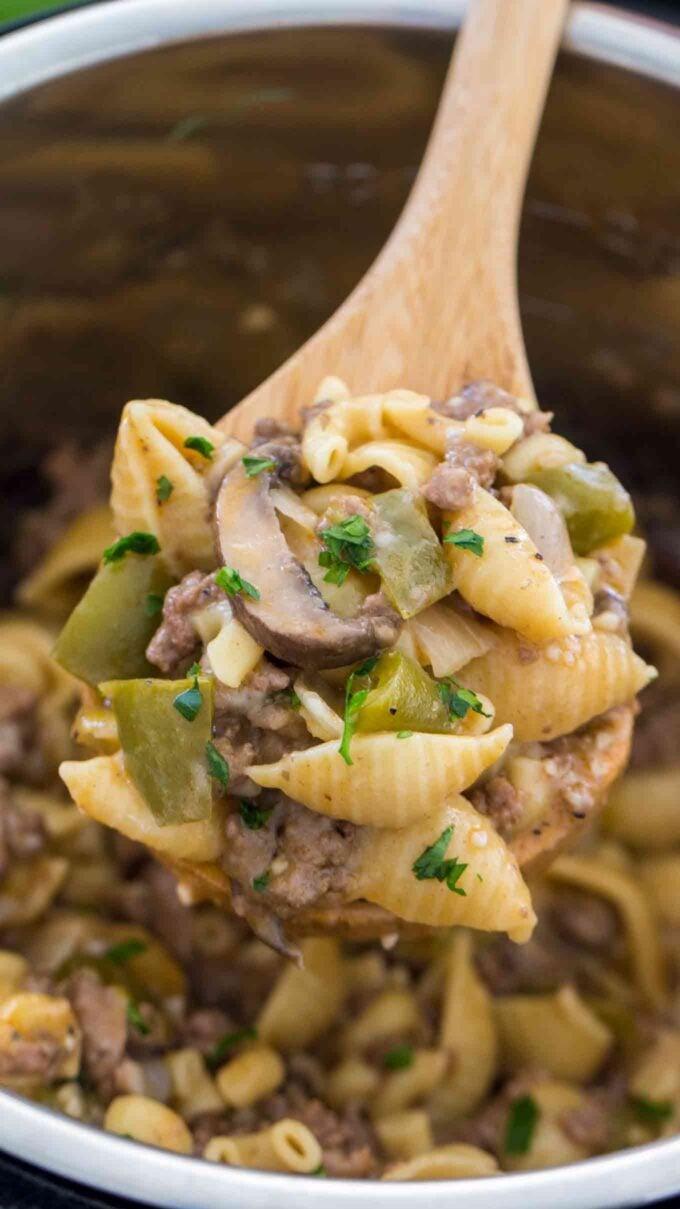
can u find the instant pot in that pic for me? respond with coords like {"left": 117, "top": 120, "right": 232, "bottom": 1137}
{"left": 0, "top": 1, "right": 679, "bottom": 1206}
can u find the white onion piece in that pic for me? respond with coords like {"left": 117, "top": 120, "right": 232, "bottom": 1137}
{"left": 510, "top": 483, "right": 573, "bottom": 576}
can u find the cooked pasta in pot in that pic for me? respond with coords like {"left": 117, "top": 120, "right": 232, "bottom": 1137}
{"left": 0, "top": 374, "right": 673, "bottom": 1180}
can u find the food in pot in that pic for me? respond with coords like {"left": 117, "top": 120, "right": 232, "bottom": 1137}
{"left": 0, "top": 373, "right": 673, "bottom": 1180}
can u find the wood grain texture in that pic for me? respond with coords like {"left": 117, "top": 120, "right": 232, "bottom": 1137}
{"left": 219, "top": 0, "right": 569, "bottom": 441}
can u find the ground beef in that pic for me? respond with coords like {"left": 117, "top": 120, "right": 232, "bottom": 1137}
{"left": 112, "top": 861, "right": 195, "bottom": 964}
{"left": 629, "top": 691, "right": 680, "bottom": 771}
{"left": 0, "top": 684, "right": 40, "bottom": 781}
{"left": 214, "top": 661, "right": 296, "bottom": 733}
{"left": 559, "top": 1096, "right": 610, "bottom": 1152}
{"left": 470, "top": 776, "right": 523, "bottom": 836}
{"left": 146, "top": 570, "right": 223, "bottom": 675}
{"left": 212, "top": 662, "right": 309, "bottom": 794}
{"left": 550, "top": 888, "right": 619, "bottom": 952}
{"left": 422, "top": 437, "right": 499, "bottom": 511}
{"left": 0, "top": 778, "right": 46, "bottom": 879}
{"left": 180, "top": 1008, "right": 233, "bottom": 1056}
{"left": 64, "top": 969, "right": 127, "bottom": 1093}
{"left": 250, "top": 430, "right": 307, "bottom": 486}
{"left": 476, "top": 929, "right": 570, "bottom": 995}
{"left": 223, "top": 795, "right": 358, "bottom": 922}
{"left": 434, "top": 380, "right": 552, "bottom": 436}
{"left": 0, "top": 1033, "right": 69, "bottom": 1082}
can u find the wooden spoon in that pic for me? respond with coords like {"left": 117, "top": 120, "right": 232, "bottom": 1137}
{"left": 218, "top": 0, "right": 567, "bottom": 435}
{"left": 177, "top": 0, "right": 634, "bottom": 933}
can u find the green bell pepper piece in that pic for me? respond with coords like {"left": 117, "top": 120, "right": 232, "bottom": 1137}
{"left": 355, "top": 651, "right": 453, "bottom": 734}
{"left": 53, "top": 554, "right": 173, "bottom": 685}
{"left": 371, "top": 489, "right": 450, "bottom": 618}
{"left": 526, "top": 462, "right": 634, "bottom": 556}
{"left": 101, "top": 675, "right": 214, "bottom": 825}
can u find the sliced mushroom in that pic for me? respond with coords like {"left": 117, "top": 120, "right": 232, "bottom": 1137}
{"left": 215, "top": 448, "right": 401, "bottom": 669}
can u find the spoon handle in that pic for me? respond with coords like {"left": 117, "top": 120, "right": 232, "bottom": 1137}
{"left": 223, "top": 0, "right": 568, "bottom": 437}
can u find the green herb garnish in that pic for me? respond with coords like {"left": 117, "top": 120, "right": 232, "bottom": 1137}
{"left": 184, "top": 435, "right": 214, "bottom": 460}
{"left": 239, "top": 799, "right": 272, "bottom": 831}
{"left": 126, "top": 1000, "right": 150, "bottom": 1037}
{"left": 338, "top": 656, "right": 378, "bottom": 765}
{"left": 318, "top": 514, "right": 375, "bottom": 586}
{"left": 173, "top": 665, "right": 203, "bottom": 722}
{"left": 312, "top": 1165, "right": 328, "bottom": 1177}
{"left": 216, "top": 566, "right": 260, "bottom": 601}
{"left": 155, "top": 474, "right": 174, "bottom": 503}
{"left": 102, "top": 532, "right": 160, "bottom": 564}
{"left": 443, "top": 527, "right": 484, "bottom": 557}
{"left": 207, "top": 1027, "right": 258, "bottom": 1069}
{"left": 437, "top": 676, "right": 490, "bottom": 721}
{"left": 145, "top": 592, "right": 164, "bottom": 617}
{"left": 505, "top": 1095, "right": 539, "bottom": 1155}
{"left": 383, "top": 1045, "right": 414, "bottom": 1071}
{"left": 252, "top": 871, "right": 270, "bottom": 893}
{"left": 289, "top": 690, "right": 302, "bottom": 711}
{"left": 104, "top": 939, "right": 147, "bottom": 966}
{"left": 206, "top": 740, "right": 229, "bottom": 790}
{"left": 631, "top": 1096, "right": 674, "bottom": 1125}
{"left": 412, "top": 825, "right": 468, "bottom": 896}
{"left": 243, "top": 455, "right": 277, "bottom": 478}
{"left": 396, "top": 730, "right": 413, "bottom": 739}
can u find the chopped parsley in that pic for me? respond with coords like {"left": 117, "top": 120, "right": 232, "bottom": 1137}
{"left": 104, "top": 939, "right": 147, "bottom": 966}
{"left": 318, "top": 514, "right": 375, "bottom": 586}
{"left": 443, "top": 527, "right": 484, "bottom": 557}
{"left": 126, "top": 999, "right": 150, "bottom": 1037}
{"left": 252, "top": 871, "right": 270, "bottom": 893}
{"left": 206, "top": 741, "right": 229, "bottom": 790}
{"left": 216, "top": 565, "right": 260, "bottom": 600}
{"left": 207, "top": 1027, "right": 258, "bottom": 1069}
{"left": 184, "top": 435, "right": 214, "bottom": 460}
{"left": 102, "top": 531, "right": 160, "bottom": 564}
{"left": 173, "top": 664, "right": 203, "bottom": 722}
{"left": 145, "top": 592, "right": 164, "bottom": 617}
{"left": 243, "top": 455, "right": 277, "bottom": 478}
{"left": 396, "top": 730, "right": 413, "bottom": 739}
{"left": 289, "top": 690, "right": 302, "bottom": 711}
{"left": 383, "top": 1045, "right": 414, "bottom": 1071}
{"left": 631, "top": 1096, "right": 674, "bottom": 1125}
{"left": 338, "top": 656, "right": 378, "bottom": 765}
{"left": 437, "top": 676, "right": 490, "bottom": 721}
{"left": 155, "top": 474, "right": 174, "bottom": 503}
{"left": 239, "top": 799, "right": 272, "bottom": 831}
{"left": 505, "top": 1095, "right": 539, "bottom": 1155}
{"left": 412, "top": 825, "right": 468, "bottom": 896}
{"left": 312, "top": 1165, "right": 328, "bottom": 1177}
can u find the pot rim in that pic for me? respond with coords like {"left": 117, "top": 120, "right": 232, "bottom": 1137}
{"left": 0, "top": 0, "right": 678, "bottom": 100}
{"left": 0, "top": 1, "right": 679, "bottom": 1206}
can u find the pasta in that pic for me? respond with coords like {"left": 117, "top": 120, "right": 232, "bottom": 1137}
{"left": 0, "top": 370, "right": 668, "bottom": 1182}
{"left": 204, "top": 1119, "right": 322, "bottom": 1173}
{"left": 111, "top": 398, "right": 244, "bottom": 577}
{"left": 257, "top": 938, "right": 346, "bottom": 1052}
{"left": 443, "top": 486, "right": 586, "bottom": 642}
{"left": 460, "top": 627, "right": 654, "bottom": 742}
{"left": 352, "top": 797, "right": 536, "bottom": 943}
{"left": 247, "top": 725, "right": 513, "bottom": 827}
{"left": 428, "top": 930, "right": 497, "bottom": 1121}
{"left": 382, "top": 1143, "right": 499, "bottom": 1180}
{"left": 494, "top": 985, "right": 613, "bottom": 1083}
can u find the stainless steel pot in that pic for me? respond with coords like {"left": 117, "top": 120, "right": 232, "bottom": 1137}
{"left": 0, "top": 2, "right": 679, "bottom": 1206}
